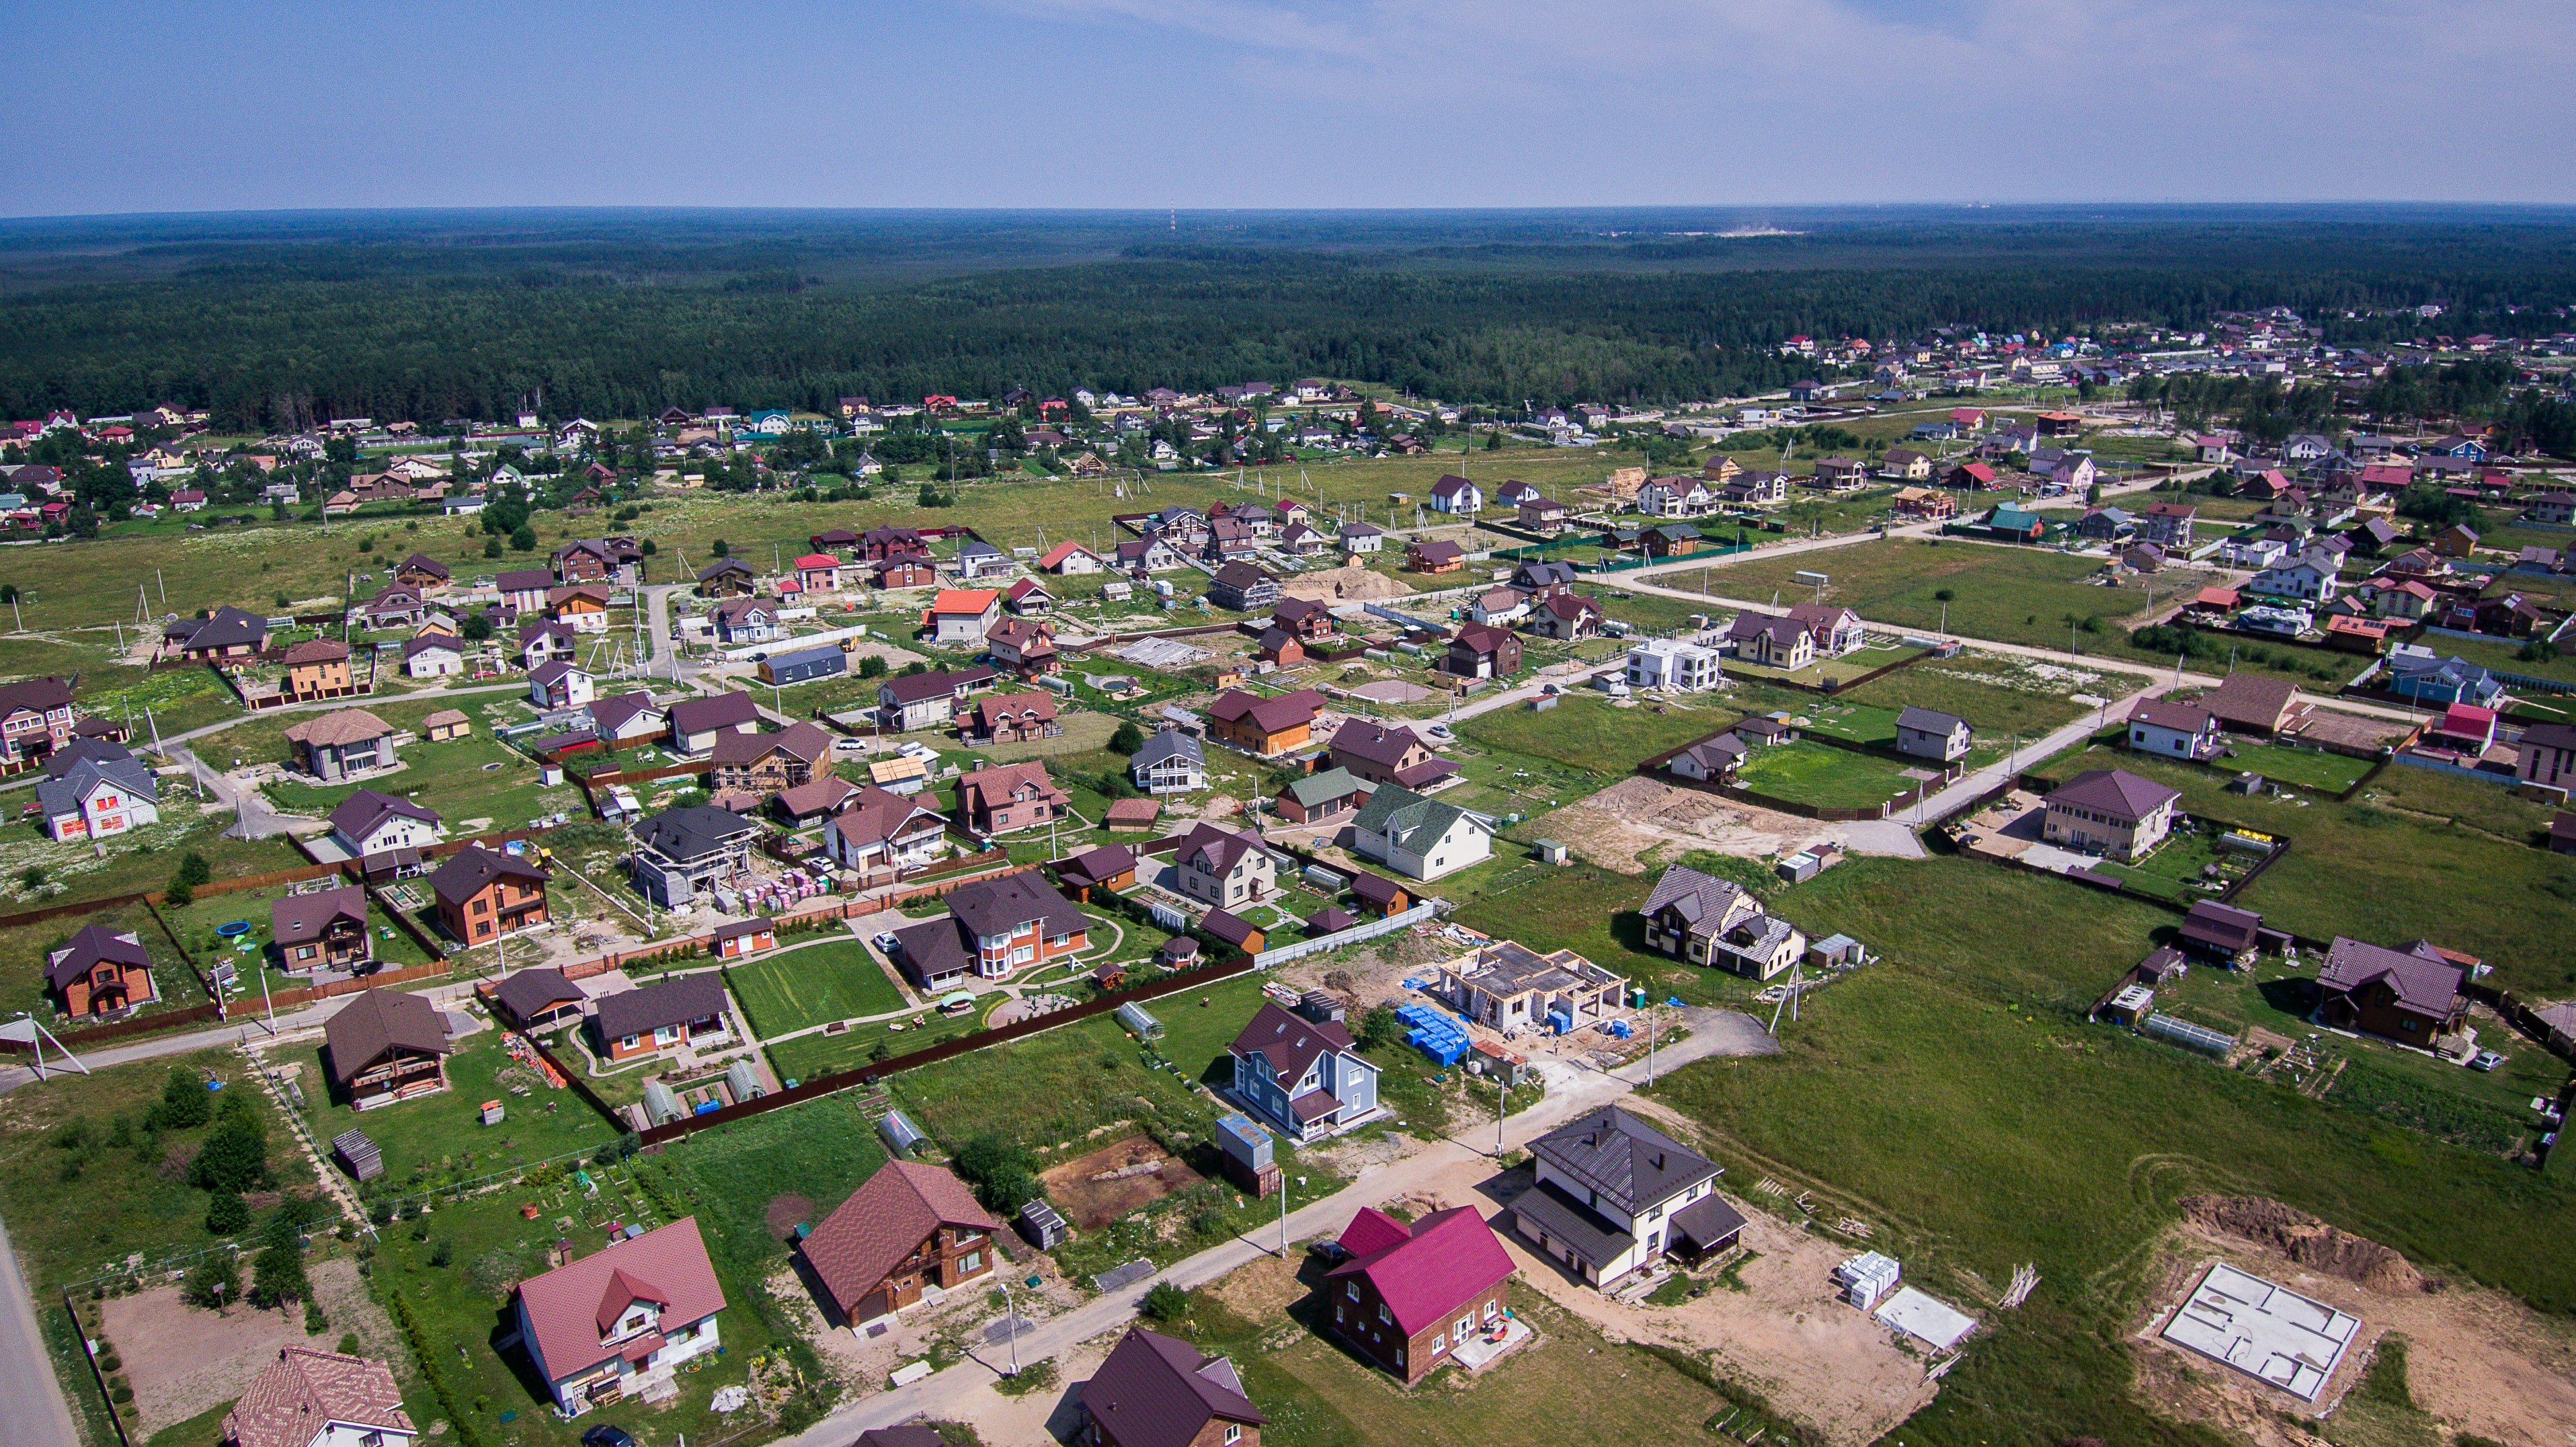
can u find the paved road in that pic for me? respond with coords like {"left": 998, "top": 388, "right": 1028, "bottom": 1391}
{"left": 782, "top": 1008, "right": 1769, "bottom": 1446}
{"left": 0, "top": 1212, "right": 79, "bottom": 1447}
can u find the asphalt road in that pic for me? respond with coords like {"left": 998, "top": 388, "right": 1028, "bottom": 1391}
{"left": 0, "top": 1213, "right": 79, "bottom": 1447}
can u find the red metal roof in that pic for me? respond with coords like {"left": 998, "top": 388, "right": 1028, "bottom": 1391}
{"left": 514, "top": 1218, "right": 725, "bottom": 1386}
{"left": 1326, "top": 1205, "right": 1516, "bottom": 1337}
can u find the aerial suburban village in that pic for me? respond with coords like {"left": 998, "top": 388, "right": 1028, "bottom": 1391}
{"left": 4, "top": 304, "right": 2576, "bottom": 1447}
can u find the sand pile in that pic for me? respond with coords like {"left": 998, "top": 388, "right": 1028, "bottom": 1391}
{"left": 1280, "top": 564, "right": 1411, "bottom": 602}
{"left": 2179, "top": 1196, "right": 2440, "bottom": 1293}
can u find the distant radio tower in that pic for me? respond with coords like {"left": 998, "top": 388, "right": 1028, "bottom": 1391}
{"left": 1169, "top": 208, "right": 1177, "bottom": 232}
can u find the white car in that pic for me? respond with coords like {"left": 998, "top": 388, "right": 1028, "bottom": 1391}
{"left": 873, "top": 932, "right": 900, "bottom": 955}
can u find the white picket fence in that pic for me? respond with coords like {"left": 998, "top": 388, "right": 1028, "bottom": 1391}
{"left": 1252, "top": 901, "right": 1439, "bottom": 968}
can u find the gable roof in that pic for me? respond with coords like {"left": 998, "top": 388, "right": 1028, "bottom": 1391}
{"left": 592, "top": 973, "right": 729, "bottom": 1042}
{"left": 827, "top": 785, "right": 944, "bottom": 849}
{"left": 1528, "top": 1104, "right": 1718, "bottom": 1214}
{"left": 635, "top": 804, "right": 761, "bottom": 863}
{"left": 1080, "top": 1328, "right": 1264, "bottom": 1447}
{"left": 802, "top": 1161, "right": 1004, "bottom": 1317}
{"left": 1638, "top": 863, "right": 1754, "bottom": 931}
{"left": 493, "top": 967, "right": 585, "bottom": 1022}
{"left": 2200, "top": 672, "right": 2303, "bottom": 730}
{"left": 1207, "top": 687, "right": 1323, "bottom": 736}
{"left": 1350, "top": 783, "right": 1483, "bottom": 853}
{"left": 709, "top": 721, "right": 833, "bottom": 768}
{"left": 224, "top": 1348, "right": 413, "bottom": 1447}
{"left": 1895, "top": 706, "right": 1967, "bottom": 736}
{"left": 2128, "top": 699, "right": 2214, "bottom": 734}
{"left": 1283, "top": 767, "right": 1369, "bottom": 810}
{"left": 1326, "top": 1206, "right": 1516, "bottom": 1338}
{"left": 2046, "top": 767, "right": 2181, "bottom": 820}
{"left": 46, "top": 925, "right": 149, "bottom": 992}
{"left": 1131, "top": 729, "right": 1204, "bottom": 771}
{"left": 929, "top": 588, "right": 1000, "bottom": 617}
{"left": 326, "top": 789, "right": 440, "bottom": 843}
{"left": 323, "top": 988, "right": 452, "bottom": 1083}
{"left": 1055, "top": 843, "right": 1137, "bottom": 890}
{"left": 1330, "top": 720, "right": 1425, "bottom": 770}
{"left": 426, "top": 843, "right": 550, "bottom": 907}
{"left": 668, "top": 691, "right": 760, "bottom": 736}
{"left": 272, "top": 886, "right": 367, "bottom": 947}
{"left": 2320, "top": 937, "right": 2464, "bottom": 1017}
{"left": 514, "top": 1218, "right": 725, "bottom": 1384}
{"left": 1229, "top": 1000, "right": 1355, "bottom": 1081}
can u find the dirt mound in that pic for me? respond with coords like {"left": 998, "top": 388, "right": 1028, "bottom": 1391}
{"left": 765, "top": 1194, "right": 815, "bottom": 1240}
{"left": 2179, "top": 1196, "right": 2438, "bottom": 1293}
{"left": 1279, "top": 565, "right": 1410, "bottom": 602}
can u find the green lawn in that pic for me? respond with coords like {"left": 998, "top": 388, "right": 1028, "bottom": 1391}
{"left": 1731, "top": 739, "right": 1919, "bottom": 811}
{"left": 1726, "top": 643, "right": 1924, "bottom": 689}
{"left": 274, "top": 1027, "right": 620, "bottom": 1196}
{"left": 261, "top": 705, "right": 581, "bottom": 832}
{"left": 157, "top": 881, "right": 437, "bottom": 999}
{"left": 1837, "top": 652, "right": 2105, "bottom": 742}
{"left": 2086, "top": 826, "right": 2250, "bottom": 903}
{"left": 1453, "top": 693, "right": 1734, "bottom": 777}
{"left": 1705, "top": 537, "right": 2227, "bottom": 668}
{"left": 1647, "top": 854, "right": 2576, "bottom": 1447}
{"left": 725, "top": 939, "right": 910, "bottom": 1038}
{"left": 2427, "top": 631, "right": 2576, "bottom": 688}
{"left": 2042, "top": 745, "right": 2576, "bottom": 995}
{"left": 2220, "top": 739, "right": 2378, "bottom": 794}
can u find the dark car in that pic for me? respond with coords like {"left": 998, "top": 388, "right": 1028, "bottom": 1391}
{"left": 583, "top": 1427, "right": 637, "bottom": 1447}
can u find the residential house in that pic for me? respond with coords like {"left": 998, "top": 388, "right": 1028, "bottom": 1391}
{"left": 1721, "top": 470, "right": 1790, "bottom": 506}
{"left": 2128, "top": 699, "right": 2222, "bottom": 760}
{"left": 393, "top": 553, "right": 451, "bottom": 592}
{"left": 326, "top": 789, "right": 442, "bottom": 863}
{"left": 1003, "top": 577, "right": 1053, "bottom": 616}
{"left": 1330, "top": 721, "right": 1456, "bottom": 791}
{"left": 954, "top": 760, "right": 1070, "bottom": 834}
{"left": 1467, "top": 588, "right": 1528, "bottom": 627}
{"left": 2200, "top": 672, "right": 2306, "bottom": 736}
{"left": 926, "top": 589, "right": 1002, "bottom": 646}
{"left": 2138, "top": 502, "right": 2198, "bottom": 547}
{"left": 163, "top": 606, "right": 268, "bottom": 664}
{"left": 518, "top": 619, "right": 577, "bottom": 670}
{"left": 1527, "top": 592, "right": 1604, "bottom": 639}
{"left": 1351, "top": 783, "right": 1492, "bottom": 881}
{"left": 2431, "top": 524, "right": 2481, "bottom": 558}
{"left": 759, "top": 644, "right": 846, "bottom": 687}
{"left": 1517, "top": 496, "right": 1568, "bottom": 533}
{"left": 2384, "top": 650, "right": 2505, "bottom": 709}
{"left": 1054, "top": 843, "right": 1138, "bottom": 899}
{"left": 1428, "top": 474, "right": 1483, "bottom": 514}
{"left": 586, "top": 692, "right": 668, "bottom": 746}
{"left": 1039, "top": 541, "right": 1103, "bottom": 575}
{"left": 0, "top": 675, "right": 77, "bottom": 769}
{"left": 2249, "top": 553, "right": 2341, "bottom": 604}
{"left": 1207, "top": 688, "right": 1324, "bottom": 757}
{"left": 1810, "top": 457, "right": 1870, "bottom": 491}
{"left": 1228, "top": 1001, "right": 1381, "bottom": 1142}
{"left": 1515, "top": 1106, "right": 1740, "bottom": 1289}
{"left": 1894, "top": 707, "right": 1972, "bottom": 763}
{"left": 2317, "top": 937, "right": 2468, "bottom": 1046}
{"left": 1325, "top": 1206, "right": 1517, "bottom": 1384}
{"left": 549, "top": 586, "right": 612, "bottom": 633}
{"left": 284, "top": 709, "right": 397, "bottom": 781}
{"left": 1277, "top": 767, "right": 1370, "bottom": 824}
{"left": 1638, "top": 864, "right": 1805, "bottom": 979}
{"left": 875, "top": 667, "right": 994, "bottom": 732}
{"left": 668, "top": 691, "right": 762, "bottom": 755}
{"left": 1338, "top": 522, "right": 1385, "bottom": 555}
{"left": 708, "top": 598, "right": 778, "bottom": 645}
{"left": 824, "top": 786, "right": 949, "bottom": 879}
{"left": 793, "top": 553, "right": 844, "bottom": 594}
{"left": 1667, "top": 730, "right": 1746, "bottom": 783}
{"left": 1636, "top": 476, "right": 1716, "bottom": 517}
{"left": 628, "top": 805, "right": 762, "bottom": 909}
{"left": 401, "top": 636, "right": 464, "bottom": 679}
{"left": 966, "top": 691, "right": 1061, "bottom": 744}
{"left": 1786, "top": 603, "right": 1865, "bottom": 657}
{"left": 271, "top": 886, "right": 371, "bottom": 974}
{"left": 952, "top": 539, "right": 1011, "bottom": 580}
{"left": 1075, "top": 1328, "right": 1265, "bottom": 1447}
{"left": 887, "top": 869, "right": 1088, "bottom": 987}
{"left": 1172, "top": 822, "right": 1278, "bottom": 909}
{"left": 45, "top": 925, "right": 157, "bottom": 1019}
{"left": 223, "top": 1348, "right": 413, "bottom": 1447}
{"left": 1642, "top": 523, "right": 1704, "bottom": 557}
{"left": 1626, "top": 639, "right": 1722, "bottom": 692}
{"left": 708, "top": 721, "right": 832, "bottom": 799}
{"left": 1982, "top": 503, "right": 2046, "bottom": 541}
{"left": 1113, "top": 536, "right": 1187, "bottom": 574}
{"left": 1445, "top": 623, "right": 1521, "bottom": 680}
{"left": 323, "top": 988, "right": 453, "bottom": 1107}
{"left": 695, "top": 558, "right": 758, "bottom": 598}
{"left": 1945, "top": 461, "right": 1999, "bottom": 491}
{"left": 35, "top": 744, "right": 159, "bottom": 843}
{"left": 591, "top": 974, "right": 732, "bottom": 1062}
{"left": 1404, "top": 540, "right": 1465, "bottom": 574}
{"left": 527, "top": 661, "right": 594, "bottom": 711}
{"left": 510, "top": 1218, "right": 725, "bottom": 1415}
{"left": 2515, "top": 723, "right": 2576, "bottom": 789}
{"left": 429, "top": 844, "right": 551, "bottom": 943}
{"left": 2075, "top": 508, "right": 2135, "bottom": 543}
{"left": 495, "top": 570, "right": 555, "bottom": 617}
{"left": 1725, "top": 612, "right": 1816, "bottom": 671}
{"left": 1433, "top": 939, "right": 1627, "bottom": 1029}
{"left": 1130, "top": 729, "right": 1208, "bottom": 794}
{"left": 875, "top": 555, "right": 940, "bottom": 589}
{"left": 1877, "top": 447, "right": 1934, "bottom": 482}
{"left": 801, "top": 1161, "right": 1002, "bottom": 1328}
{"left": 2042, "top": 769, "right": 2182, "bottom": 861}
{"left": 1271, "top": 597, "right": 1336, "bottom": 641}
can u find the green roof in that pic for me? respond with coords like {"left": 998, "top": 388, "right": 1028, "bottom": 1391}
{"left": 1351, "top": 782, "right": 1485, "bottom": 853}
{"left": 1283, "top": 767, "right": 1367, "bottom": 809}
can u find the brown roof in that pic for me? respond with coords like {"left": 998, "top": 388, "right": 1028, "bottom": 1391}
{"left": 271, "top": 886, "right": 367, "bottom": 947}
{"left": 2046, "top": 768, "right": 2181, "bottom": 822}
{"left": 421, "top": 709, "right": 469, "bottom": 731}
{"left": 957, "top": 760, "right": 1068, "bottom": 813}
{"left": 428, "top": 843, "right": 550, "bottom": 907}
{"left": 2320, "top": 937, "right": 2465, "bottom": 1019}
{"left": 283, "top": 708, "right": 393, "bottom": 748}
{"left": 711, "top": 721, "right": 833, "bottom": 768}
{"left": 1079, "top": 1327, "right": 1264, "bottom": 1447}
{"left": 774, "top": 775, "right": 858, "bottom": 819}
{"left": 1229, "top": 1001, "right": 1356, "bottom": 1081}
{"left": 1207, "top": 687, "right": 1323, "bottom": 736}
{"left": 282, "top": 639, "right": 350, "bottom": 666}
{"left": 828, "top": 785, "right": 944, "bottom": 849}
{"left": 2201, "top": 672, "right": 2303, "bottom": 731}
{"left": 224, "top": 1348, "right": 412, "bottom": 1447}
{"left": 801, "top": 1161, "right": 1002, "bottom": 1317}
{"left": 322, "top": 988, "right": 452, "bottom": 1085}
{"left": 514, "top": 1218, "right": 726, "bottom": 1385}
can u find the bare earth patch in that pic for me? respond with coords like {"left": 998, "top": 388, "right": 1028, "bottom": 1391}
{"left": 1543, "top": 776, "right": 1839, "bottom": 874}
{"left": 1279, "top": 564, "right": 1413, "bottom": 603}
{"left": 2130, "top": 1199, "right": 2576, "bottom": 1447}
{"left": 106, "top": 1257, "right": 395, "bottom": 1436}
{"left": 1039, "top": 1133, "right": 1205, "bottom": 1231}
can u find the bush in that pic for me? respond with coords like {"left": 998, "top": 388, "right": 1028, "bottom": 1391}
{"left": 205, "top": 1192, "right": 251, "bottom": 1236}
{"left": 163, "top": 879, "right": 194, "bottom": 908}
{"left": 151, "top": 1068, "right": 212, "bottom": 1130}
{"left": 711, "top": 538, "right": 729, "bottom": 557}
{"left": 952, "top": 1134, "right": 1042, "bottom": 1214}
{"left": 1141, "top": 1282, "right": 1193, "bottom": 1323}
{"left": 190, "top": 1109, "right": 270, "bottom": 1194}
{"left": 428, "top": 1239, "right": 452, "bottom": 1267}
{"left": 175, "top": 852, "right": 211, "bottom": 889}
{"left": 336, "top": 1332, "right": 362, "bottom": 1356}
{"left": 1357, "top": 1004, "right": 1402, "bottom": 1050}
{"left": 1108, "top": 720, "right": 1145, "bottom": 754}
{"left": 859, "top": 653, "right": 887, "bottom": 678}
{"left": 304, "top": 1302, "right": 328, "bottom": 1335}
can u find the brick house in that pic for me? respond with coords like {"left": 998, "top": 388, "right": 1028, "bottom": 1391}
{"left": 2042, "top": 769, "right": 2181, "bottom": 861}
{"left": 282, "top": 640, "right": 358, "bottom": 702}
{"left": 885, "top": 870, "right": 1088, "bottom": 987}
{"left": 1329, "top": 721, "right": 1456, "bottom": 791}
{"left": 590, "top": 974, "right": 733, "bottom": 1061}
{"left": 954, "top": 760, "right": 1070, "bottom": 834}
{"left": 0, "top": 675, "right": 77, "bottom": 771}
{"left": 45, "top": 924, "right": 157, "bottom": 1018}
{"left": 429, "top": 844, "right": 551, "bottom": 943}
{"left": 284, "top": 709, "right": 397, "bottom": 781}
{"left": 1325, "top": 1206, "right": 1516, "bottom": 1384}
{"left": 800, "top": 1161, "right": 1002, "bottom": 1327}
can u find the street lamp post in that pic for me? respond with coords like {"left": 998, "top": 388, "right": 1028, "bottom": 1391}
{"left": 995, "top": 1278, "right": 1020, "bottom": 1378}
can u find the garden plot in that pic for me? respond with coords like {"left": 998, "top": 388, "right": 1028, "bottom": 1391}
{"left": 1039, "top": 1132, "right": 1206, "bottom": 1230}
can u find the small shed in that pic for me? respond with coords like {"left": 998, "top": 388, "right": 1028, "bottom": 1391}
{"left": 1018, "top": 1199, "right": 1070, "bottom": 1249}
{"left": 2103, "top": 984, "right": 2155, "bottom": 1027}
{"left": 878, "top": 1108, "right": 928, "bottom": 1157}
{"left": 1160, "top": 936, "right": 1199, "bottom": 966}
{"left": 1214, "top": 1113, "right": 1281, "bottom": 1198}
{"left": 331, "top": 1128, "right": 383, "bottom": 1182}
{"left": 1533, "top": 840, "right": 1569, "bottom": 865}
{"left": 1115, "top": 1002, "right": 1164, "bottom": 1039}
{"left": 1808, "top": 934, "right": 1865, "bottom": 968}
{"left": 1295, "top": 990, "right": 1345, "bottom": 1025}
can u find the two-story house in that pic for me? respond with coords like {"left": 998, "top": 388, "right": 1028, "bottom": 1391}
{"left": 1325, "top": 1206, "right": 1517, "bottom": 1384}
{"left": 429, "top": 844, "right": 551, "bottom": 943}
{"left": 327, "top": 789, "right": 443, "bottom": 863}
{"left": 1513, "top": 1105, "right": 1742, "bottom": 1289}
{"left": 801, "top": 1161, "right": 1002, "bottom": 1329}
{"left": 1172, "top": 822, "right": 1278, "bottom": 909}
{"left": 707, "top": 721, "right": 833, "bottom": 800}
{"left": 511, "top": 1218, "right": 726, "bottom": 1415}
{"left": 1228, "top": 1001, "right": 1381, "bottom": 1141}
{"left": 1351, "top": 784, "right": 1492, "bottom": 882}
{"left": 323, "top": 987, "right": 453, "bottom": 1107}
{"left": 667, "top": 691, "right": 762, "bottom": 755}
{"left": 223, "top": 1347, "right": 415, "bottom": 1447}
{"left": 1638, "top": 864, "right": 1806, "bottom": 980}
{"left": 281, "top": 640, "right": 358, "bottom": 702}
{"left": 1207, "top": 688, "right": 1324, "bottom": 757}
{"left": 824, "top": 786, "right": 949, "bottom": 880}
{"left": 271, "top": 886, "right": 371, "bottom": 974}
{"left": 45, "top": 924, "right": 158, "bottom": 1018}
{"left": 0, "top": 675, "right": 77, "bottom": 771}
{"left": 628, "top": 804, "right": 762, "bottom": 909}
{"left": 876, "top": 666, "right": 996, "bottom": 732}
{"left": 1129, "top": 728, "right": 1207, "bottom": 794}
{"left": 284, "top": 709, "right": 397, "bottom": 781}
{"left": 2127, "top": 699, "right": 2223, "bottom": 760}
{"left": 953, "top": 760, "right": 1070, "bottom": 834}
{"left": 1076, "top": 1329, "right": 1265, "bottom": 1447}
{"left": 36, "top": 743, "right": 159, "bottom": 843}
{"left": 2042, "top": 768, "right": 2181, "bottom": 861}
{"left": 886, "top": 870, "right": 1088, "bottom": 988}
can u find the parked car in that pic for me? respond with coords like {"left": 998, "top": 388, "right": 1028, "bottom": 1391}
{"left": 583, "top": 1427, "right": 637, "bottom": 1447}
{"left": 2470, "top": 1050, "right": 2507, "bottom": 1072}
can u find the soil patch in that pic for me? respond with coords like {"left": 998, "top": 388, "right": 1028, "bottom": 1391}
{"left": 105, "top": 1257, "right": 393, "bottom": 1436}
{"left": 1543, "top": 775, "right": 1835, "bottom": 874}
{"left": 766, "top": 1194, "right": 816, "bottom": 1241}
{"left": 2134, "top": 1212, "right": 2576, "bottom": 1447}
{"left": 1039, "top": 1132, "right": 1203, "bottom": 1230}
{"left": 2178, "top": 1195, "right": 2438, "bottom": 1293}
{"left": 1209, "top": 1250, "right": 1308, "bottom": 1321}
{"left": 1279, "top": 565, "right": 1412, "bottom": 603}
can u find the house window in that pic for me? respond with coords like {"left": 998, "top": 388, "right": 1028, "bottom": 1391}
{"left": 1223, "top": 1428, "right": 1241, "bottom": 1446}
{"left": 959, "top": 1251, "right": 981, "bottom": 1274}
{"left": 1378, "top": 1302, "right": 1390, "bottom": 1323}
{"left": 1346, "top": 1283, "right": 1360, "bottom": 1300}
{"left": 1432, "top": 1331, "right": 1447, "bottom": 1354}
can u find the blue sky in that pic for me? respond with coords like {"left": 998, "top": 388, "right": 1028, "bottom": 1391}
{"left": 3, "top": 0, "right": 2571, "bottom": 215}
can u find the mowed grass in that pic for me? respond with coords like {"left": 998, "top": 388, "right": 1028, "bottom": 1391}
{"left": 1648, "top": 855, "right": 2576, "bottom": 1447}
{"left": 891, "top": 1009, "right": 1223, "bottom": 1152}
{"left": 1453, "top": 693, "right": 1734, "bottom": 776}
{"left": 1731, "top": 739, "right": 1919, "bottom": 811}
{"left": 2042, "top": 744, "right": 2576, "bottom": 994}
{"left": 2424, "top": 630, "right": 2576, "bottom": 687}
{"left": 1707, "top": 537, "right": 2219, "bottom": 667}
{"left": 2222, "top": 739, "right": 2378, "bottom": 794}
{"left": 261, "top": 710, "right": 580, "bottom": 831}
{"left": 724, "top": 938, "right": 909, "bottom": 1038}
{"left": 272, "top": 1029, "right": 618, "bottom": 1194}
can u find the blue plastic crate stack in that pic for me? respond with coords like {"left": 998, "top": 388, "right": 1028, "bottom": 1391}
{"left": 1395, "top": 1003, "right": 1470, "bottom": 1065}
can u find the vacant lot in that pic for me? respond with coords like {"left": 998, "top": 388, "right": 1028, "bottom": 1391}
{"left": 268, "top": 1024, "right": 618, "bottom": 1194}
{"left": 1710, "top": 537, "right": 2222, "bottom": 667}
{"left": 1732, "top": 740, "right": 1919, "bottom": 812}
{"left": 1839, "top": 652, "right": 2107, "bottom": 744}
{"left": 1454, "top": 693, "right": 1733, "bottom": 777}
{"left": 726, "top": 937, "right": 910, "bottom": 1038}
{"left": 2220, "top": 739, "right": 2377, "bottom": 795}
{"left": 1650, "top": 853, "right": 2576, "bottom": 1447}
